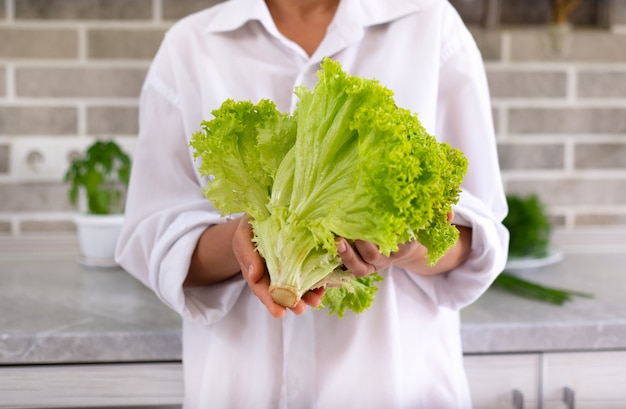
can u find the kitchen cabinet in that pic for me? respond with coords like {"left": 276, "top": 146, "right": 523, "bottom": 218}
{"left": 0, "top": 363, "right": 183, "bottom": 408}
{"left": 4, "top": 351, "right": 625, "bottom": 408}
{"left": 465, "top": 353, "right": 540, "bottom": 409}
{"left": 543, "top": 350, "right": 626, "bottom": 409}
{"left": 465, "top": 350, "right": 626, "bottom": 409}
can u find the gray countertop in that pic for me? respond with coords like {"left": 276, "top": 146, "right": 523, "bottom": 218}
{"left": 1, "top": 250, "right": 625, "bottom": 364}
{"left": 462, "top": 251, "right": 626, "bottom": 354}
{"left": 0, "top": 255, "right": 182, "bottom": 365}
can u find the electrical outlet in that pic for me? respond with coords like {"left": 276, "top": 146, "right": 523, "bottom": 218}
{"left": 11, "top": 137, "right": 137, "bottom": 182}
{"left": 11, "top": 137, "right": 94, "bottom": 182}
{"left": 9, "top": 137, "right": 135, "bottom": 182}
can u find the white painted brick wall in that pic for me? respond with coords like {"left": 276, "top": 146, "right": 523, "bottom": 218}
{"left": 1, "top": 0, "right": 626, "bottom": 235}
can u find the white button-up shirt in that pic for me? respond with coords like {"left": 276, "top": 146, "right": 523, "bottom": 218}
{"left": 116, "top": 0, "right": 509, "bottom": 407}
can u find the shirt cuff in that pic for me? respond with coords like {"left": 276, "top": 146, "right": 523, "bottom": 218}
{"left": 148, "top": 211, "right": 247, "bottom": 325}
{"left": 403, "top": 192, "right": 509, "bottom": 310}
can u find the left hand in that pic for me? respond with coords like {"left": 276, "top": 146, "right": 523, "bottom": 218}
{"left": 335, "top": 238, "right": 427, "bottom": 277}
{"left": 335, "top": 212, "right": 456, "bottom": 276}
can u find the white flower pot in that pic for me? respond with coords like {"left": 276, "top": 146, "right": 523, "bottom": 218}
{"left": 545, "top": 22, "right": 573, "bottom": 57}
{"left": 73, "top": 213, "right": 124, "bottom": 267}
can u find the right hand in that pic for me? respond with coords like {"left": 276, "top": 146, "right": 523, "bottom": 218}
{"left": 232, "top": 216, "right": 324, "bottom": 318}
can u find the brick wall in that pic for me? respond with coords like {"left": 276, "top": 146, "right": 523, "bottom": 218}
{"left": 0, "top": 0, "right": 221, "bottom": 234}
{"left": 474, "top": 23, "right": 626, "bottom": 228}
{"left": 1, "top": 0, "right": 626, "bottom": 235}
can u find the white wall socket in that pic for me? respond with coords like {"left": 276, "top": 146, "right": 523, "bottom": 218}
{"left": 10, "top": 137, "right": 136, "bottom": 182}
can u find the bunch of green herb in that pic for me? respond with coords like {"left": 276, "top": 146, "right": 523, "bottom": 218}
{"left": 493, "top": 194, "right": 592, "bottom": 305}
{"left": 504, "top": 194, "right": 551, "bottom": 258}
{"left": 492, "top": 273, "right": 592, "bottom": 305}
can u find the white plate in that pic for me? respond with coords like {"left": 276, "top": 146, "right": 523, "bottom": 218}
{"left": 505, "top": 247, "right": 564, "bottom": 271}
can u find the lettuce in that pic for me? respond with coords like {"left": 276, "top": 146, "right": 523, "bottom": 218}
{"left": 191, "top": 58, "right": 467, "bottom": 317}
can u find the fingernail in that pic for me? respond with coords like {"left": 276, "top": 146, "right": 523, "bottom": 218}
{"left": 337, "top": 240, "right": 346, "bottom": 253}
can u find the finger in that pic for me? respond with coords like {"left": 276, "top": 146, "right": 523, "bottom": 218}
{"left": 232, "top": 217, "right": 260, "bottom": 276}
{"left": 389, "top": 240, "right": 418, "bottom": 261}
{"left": 353, "top": 240, "right": 384, "bottom": 266}
{"left": 301, "top": 287, "right": 325, "bottom": 308}
{"left": 289, "top": 287, "right": 325, "bottom": 315}
{"left": 336, "top": 237, "right": 376, "bottom": 277}
{"left": 233, "top": 219, "right": 287, "bottom": 318}
{"left": 289, "top": 299, "right": 307, "bottom": 315}
{"left": 447, "top": 211, "right": 454, "bottom": 222}
{"left": 244, "top": 263, "right": 286, "bottom": 319}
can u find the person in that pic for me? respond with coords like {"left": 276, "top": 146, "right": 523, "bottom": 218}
{"left": 115, "top": 0, "right": 509, "bottom": 407}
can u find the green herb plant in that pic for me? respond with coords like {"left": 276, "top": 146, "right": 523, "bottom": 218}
{"left": 504, "top": 194, "right": 551, "bottom": 258}
{"left": 493, "top": 194, "right": 592, "bottom": 305}
{"left": 191, "top": 58, "right": 468, "bottom": 317}
{"left": 64, "top": 140, "right": 131, "bottom": 215}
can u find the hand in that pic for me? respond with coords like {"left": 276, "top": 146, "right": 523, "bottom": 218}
{"left": 335, "top": 211, "right": 456, "bottom": 276}
{"left": 232, "top": 216, "right": 325, "bottom": 318}
{"left": 336, "top": 237, "right": 427, "bottom": 277}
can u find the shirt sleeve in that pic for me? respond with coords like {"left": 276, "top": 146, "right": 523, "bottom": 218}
{"left": 114, "top": 50, "right": 246, "bottom": 326}
{"left": 402, "top": 12, "right": 509, "bottom": 311}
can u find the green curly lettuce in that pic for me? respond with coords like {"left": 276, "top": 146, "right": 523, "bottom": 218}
{"left": 191, "top": 58, "right": 467, "bottom": 316}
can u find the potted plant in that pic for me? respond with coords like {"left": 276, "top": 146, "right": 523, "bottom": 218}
{"left": 64, "top": 140, "right": 131, "bottom": 266}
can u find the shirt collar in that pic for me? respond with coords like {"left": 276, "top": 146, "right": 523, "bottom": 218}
{"left": 204, "top": 0, "right": 428, "bottom": 34}
{"left": 356, "top": 0, "right": 427, "bottom": 26}
{"left": 205, "top": 0, "right": 275, "bottom": 34}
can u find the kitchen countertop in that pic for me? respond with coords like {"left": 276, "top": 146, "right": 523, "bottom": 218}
{"left": 461, "top": 251, "right": 626, "bottom": 353}
{"left": 0, "top": 255, "right": 182, "bottom": 365}
{"left": 1, "top": 246, "right": 625, "bottom": 364}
